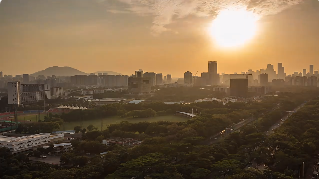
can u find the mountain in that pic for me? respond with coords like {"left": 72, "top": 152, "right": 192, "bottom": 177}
{"left": 94, "top": 71, "right": 122, "bottom": 75}
{"left": 32, "top": 66, "right": 87, "bottom": 77}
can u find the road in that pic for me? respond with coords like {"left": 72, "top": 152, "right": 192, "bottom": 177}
{"left": 266, "top": 101, "right": 307, "bottom": 136}
{"left": 207, "top": 117, "right": 256, "bottom": 144}
{"left": 207, "top": 103, "right": 281, "bottom": 145}
{"left": 246, "top": 101, "right": 308, "bottom": 171}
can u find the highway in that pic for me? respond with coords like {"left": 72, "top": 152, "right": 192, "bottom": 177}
{"left": 207, "top": 103, "right": 281, "bottom": 145}
{"left": 207, "top": 117, "right": 256, "bottom": 144}
{"left": 266, "top": 101, "right": 307, "bottom": 136}
{"left": 246, "top": 101, "right": 308, "bottom": 171}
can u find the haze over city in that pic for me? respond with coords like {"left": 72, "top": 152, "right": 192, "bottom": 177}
{"left": 1, "top": 0, "right": 319, "bottom": 77}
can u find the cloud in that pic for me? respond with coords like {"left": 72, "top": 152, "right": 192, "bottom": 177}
{"left": 108, "top": 0, "right": 304, "bottom": 35}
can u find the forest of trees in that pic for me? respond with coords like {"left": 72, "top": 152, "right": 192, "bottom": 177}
{"left": 1, "top": 90, "right": 319, "bottom": 178}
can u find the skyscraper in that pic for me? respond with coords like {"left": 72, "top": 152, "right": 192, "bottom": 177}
{"left": 259, "top": 73, "right": 269, "bottom": 86}
{"left": 208, "top": 61, "right": 217, "bottom": 74}
{"left": 167, "top": 74, "right": 172, "bottom": 83}
{"left": 303, "top": 69, "right": 306, "bottom": 77}
{"left": 128, "top": 72, "right": 151, "bottom": 94}
{"left": 208, "top": 61, "right": 219, "bottom": 85}
{"left": 310, "top": 65, "right": 314, "bottom": 75}
{"left": 184, "top": 71, "right": 193, "bottom": 85}
{"left": 266, "top": 64, "right": 276, "bottom": 82}
{"left": 144, "top": 72, "right": 156, "bottom": 86}
{"left": 0, "top": 71, "right": 3, "bottom": 78}
{"left": 156, "top": 73, "right": 163, "bottom": 85}
{"left": 277, "top": 63, "right": 285, "bottom": 79}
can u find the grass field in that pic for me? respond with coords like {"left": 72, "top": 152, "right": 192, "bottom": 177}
{"left": 17, "top": 113, "right": 47, "bottom": 122}
{"left": 60, "top": 115, "right": 189, "bottom": 131}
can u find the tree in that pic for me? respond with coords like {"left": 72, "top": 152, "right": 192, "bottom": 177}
{"left": 72, "top": 156, "right": 88, "bottom": 167}
{"left": 211, "top": 159, "right": 242, "bottom": 178}
{"left": 74, "top": 126, "right": 82, "bottom": 133}
{"left": 191, "top": 168, "right": 211, "bottom": 179}
{"left": 87, "top": 124, "right": 97, "bottom": 132}
{"left": 85, "top": 131, "right": 102, "bottom": 141}
{"left": 60, "top": 152, "right": 75, "bottom": 165}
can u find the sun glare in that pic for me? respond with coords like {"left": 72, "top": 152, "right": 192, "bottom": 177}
{"left": 209, "top": 8, "right": 260, "bottom": 48}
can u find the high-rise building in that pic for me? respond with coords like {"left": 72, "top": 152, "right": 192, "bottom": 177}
{"left": 0, "top": 71, "right": 3, "bottom": 78}
{"left": 184, "top": 71, "right": 193, "bottom": 85}
{"left": 144, "top": 72, "right": 156, "bottom": 86}
{"left": 201, "top": 72, "right": 209, "bottom": 86}
{"left": 7, "top": 81, "right": 22, "bottom": 105}
{"left": 156, "top": 73, "right": 163, "bottom": 85}
{"left": 128, "top": 73, "right": 151, "bottom": 94}
{"left": 303, "top": 69, "right": 307, "bottom": 77}
{"left": 307, "top": 76, "right": 317, "bottom": 87}
{"left": 310, "top": 65, "right": 314, "bottom": 75}
{"left": 208, "top": 61, "right": 219, "bottom": 85}
{"left": 277, "top": 63, "right": 285, "bottom": 79}
{"left": 259, "top": 73, "right": 269, "bottom": 86}
{"left": 208, "top": 61, "right": 217, "bottom": 74}
{"left": 23, "top": 74, "right": 30, "bottom": 83}
{"left": 230, "top": 79, "right": 248, "bottom": 97}
{"left": 315, "top": 71, "right": 319, "bottom": 76}
{"left": 266, "top": 64, "right": 276, "bottom": 82}
{"left": 135, "top": 69, "right": 143, "bottom": 78}
{"left": 167, "top": 74, "right": 172, "bottom": 84}
{"left": 88, "top": 74, "right": 98, "bottom": 85}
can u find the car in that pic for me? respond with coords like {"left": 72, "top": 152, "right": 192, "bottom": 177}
{"left": 214, "top": 138, "right": 218, "bottom": 140}
{"left": 41, "top": 155, "right": 47, "bottom": 158}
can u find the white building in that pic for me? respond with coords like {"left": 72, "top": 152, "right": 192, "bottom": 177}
{"left": 7, "top": 82, "right": 52, "bottom": 105}
{"left": 0, "top": 133, "right": 64, "bottom": 154}
{"left": 53, "top": 143, "right": 72, "bottom": 153}
{"left": 7, "top": 82, "right": 22, "bottom": 105}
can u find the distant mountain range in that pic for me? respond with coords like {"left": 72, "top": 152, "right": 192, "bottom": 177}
{"left": 31, "top": 66, "right": 121, "bottom": 77}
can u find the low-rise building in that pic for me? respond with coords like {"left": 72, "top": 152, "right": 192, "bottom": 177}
{"left": 102, "top": 138, "right": 142, "bottom": 146}
{"left": 53, "top": 143, "right": 72, "bottom": 153}
{"left": 0, "top": 133, "right": 64, "bottom": 154}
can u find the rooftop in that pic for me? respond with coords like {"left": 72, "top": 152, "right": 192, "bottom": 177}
{"left": 0, "top": 133, "right": 51, "bottom": 143}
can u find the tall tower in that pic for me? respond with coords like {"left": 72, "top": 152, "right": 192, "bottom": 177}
{"left": 310, "top": 65, "right": 314, "bottom": 75}
{"left": 208, "top": 61, "right": 217, "bottom": 74}
{"left": 184, "top": 71, "right": 193, "bottom": 85}
{"left": 208, "top": 61, "right": 218, "bottom": 85}
{"left": 303, "top": 69, "right": 306, "bottom": 77}
{"left": 167, "top": 74, "right": 172, "bottom": 83}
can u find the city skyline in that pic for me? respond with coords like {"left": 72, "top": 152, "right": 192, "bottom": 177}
{"left": 0, "top": 0, "right": 319, "bottom": 76}
{"left": 0, "top": 62, "right": 318, "bottom": 79}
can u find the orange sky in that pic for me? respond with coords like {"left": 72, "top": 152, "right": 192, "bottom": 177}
{"left": 0, "top": 0, "right": 319, "bottom": 77}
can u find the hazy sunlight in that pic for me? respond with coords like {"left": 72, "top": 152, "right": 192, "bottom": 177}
{"left": 209, "top": 8, "right": 260, "bottom": 48}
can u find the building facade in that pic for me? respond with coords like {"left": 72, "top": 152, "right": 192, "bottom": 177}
{"left": 156, "top": 73, "right": 163, "bottom": 86}
{"left": 230, "top": 79, "right": 248, "bottom": 97}
{"left": 0, "top": 133, "right": 64, "bottom": 154}
{"left": 184, "top": 71, "right": 193, "bottom": 85}
{"left": 128, "top": 72, "right": 152, "bottom": 94}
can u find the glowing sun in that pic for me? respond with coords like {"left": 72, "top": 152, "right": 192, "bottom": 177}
{"left": 209, "top": 8, "right": 260, "bottom": 48}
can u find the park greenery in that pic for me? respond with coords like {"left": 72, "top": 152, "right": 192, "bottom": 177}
{"left": 1, "top": 89, "right": 319, "bottom": 178}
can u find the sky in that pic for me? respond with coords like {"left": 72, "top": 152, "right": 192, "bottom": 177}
{"left": 0, "top": 0, "right": 319, "bottom": 77}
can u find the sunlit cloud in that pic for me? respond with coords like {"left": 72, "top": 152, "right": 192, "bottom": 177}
{"left": 108, "top": 0, "right": 304, "bottom": 35}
